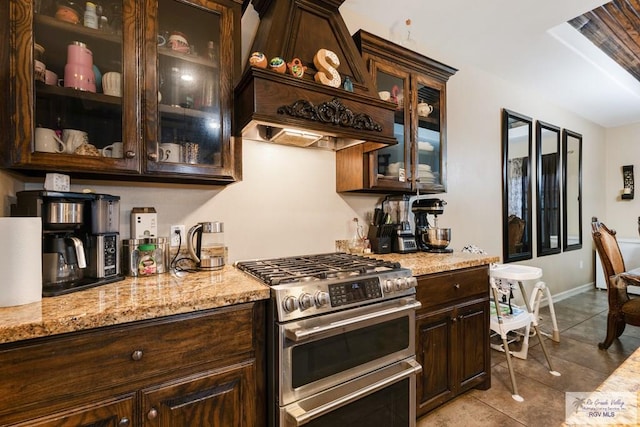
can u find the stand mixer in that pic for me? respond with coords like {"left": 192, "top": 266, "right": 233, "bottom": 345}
{"left": 411, "top": 197, "right": 453, "bottom": 253}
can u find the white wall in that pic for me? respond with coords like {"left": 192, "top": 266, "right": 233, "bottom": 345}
{"left": 604, "top": 123, "right": 640, "bottom": 239}
{"left": 0, "top": 7, "right": 616, "bottom": 296}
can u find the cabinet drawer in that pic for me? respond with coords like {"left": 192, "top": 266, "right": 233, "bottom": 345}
{"left": 0, "top": 303, "right": 255, "bottom": 421}
{"left": 417, "top": 267, "right": 489, "bottom": 310}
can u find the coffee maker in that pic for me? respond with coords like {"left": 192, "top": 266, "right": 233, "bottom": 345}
{"left": 11, "top": 191, "right": 123, "bottom": 296}
{"left": 411, "top": 197, "right": 453, "bottom": 253}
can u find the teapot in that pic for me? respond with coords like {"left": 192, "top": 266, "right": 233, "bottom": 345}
{"left": 417, "top": 101, "right": 433, "bottom": 118}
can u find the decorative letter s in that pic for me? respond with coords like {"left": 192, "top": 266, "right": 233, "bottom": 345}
{"left": 314, "top": 49, "right": 341, "bottom": 88}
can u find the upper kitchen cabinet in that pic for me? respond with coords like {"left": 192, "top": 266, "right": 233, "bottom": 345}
{"left": 337, "top": 30, "right": 457, "bottom": 194}
{"left": 0, "top": 0, "right": 241, "bottom": 184}
{"left": 142, "top": 0, "right": 241, "bottom": 182}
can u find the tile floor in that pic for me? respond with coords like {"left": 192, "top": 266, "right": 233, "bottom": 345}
{"left": 417, "top": 287, "right": 640, "bottom": 426}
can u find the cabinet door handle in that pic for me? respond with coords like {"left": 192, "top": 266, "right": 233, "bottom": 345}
{"left": 453, "top": 283, "right": 460, "bottom": 289}
{"left": 147, "top": 152, "right": 158, "bottom": 161}
{"left": 118, "top": 418, "right": 130, "bottom": 426}
{"left": 131, "top": 350, "right": 143, "bottom": 361}
{"left": 125, "top": 150, "right": 136, "bottom": 159}
{"left": 147, "top": 408, "right": 158, "bottom": 420}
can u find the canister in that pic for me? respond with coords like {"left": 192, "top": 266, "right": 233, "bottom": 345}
{"left": 122, "top": 237, "right": 169, "bottom": 276}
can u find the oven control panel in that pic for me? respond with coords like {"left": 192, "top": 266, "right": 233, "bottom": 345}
{"left": 272, "top": 269, "right": 417, "bottom": 321}
{"left": 328, "top": 277, "right": 382, "bottom": 307}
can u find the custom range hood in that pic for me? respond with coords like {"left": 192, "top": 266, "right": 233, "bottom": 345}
{"left": 235, "top": 0, "right": 397, "bottom": 151}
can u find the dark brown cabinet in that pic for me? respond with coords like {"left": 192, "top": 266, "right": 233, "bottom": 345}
{"left": 415, "top": 266, "right": 491, "bottom": 416}
{"left": 0, "top": 0, "right": 241, "bottom": 184}
{"left": 0, "top": 302, "right": 265, "bottom": 427}
{"left": 336, "top": 30, "right": 456, "bottom": 194}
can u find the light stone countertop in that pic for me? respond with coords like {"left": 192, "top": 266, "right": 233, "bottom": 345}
{"left": 0, "top": 252, "right": 498, "bottom": 345}
{"left": 370, "top": 251, "right": 499, "bottom": 276}
{"left": 563, "top": 346, "right": 640, "bottom": 426}
{"left": 0, "top": 265, "right": 270, "bottom": 345}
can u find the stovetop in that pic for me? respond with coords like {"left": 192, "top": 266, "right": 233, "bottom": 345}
{"left": 236, "top": 253, "right": 416, "bottom": 321}
{"left": 235, "top": 252, "right": 402, "bottom": 286}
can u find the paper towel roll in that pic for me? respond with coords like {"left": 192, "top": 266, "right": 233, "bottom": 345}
{"left": 0, "top": 218, "right": 42, "bottom": 307}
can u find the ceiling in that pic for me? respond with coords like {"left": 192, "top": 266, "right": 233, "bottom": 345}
{"left": 339, "top": 0, "right": 640, "bottom": 128}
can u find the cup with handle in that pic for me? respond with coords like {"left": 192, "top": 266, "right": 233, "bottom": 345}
{"left": 102, "top": 142, "right": 124, "bottom": 158}
{"left": 62, "top": 129, "right": 89, "bottom": 154}
{"left": 35, "top": 127, "right": 65, "bottom": 153}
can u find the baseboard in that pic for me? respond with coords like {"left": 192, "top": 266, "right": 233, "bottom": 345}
{"left": 539, "top": 282, "right": 598, "bottom": 306}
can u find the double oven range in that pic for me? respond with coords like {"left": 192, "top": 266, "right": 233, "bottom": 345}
{"left": 236, "top": 253, "right": 422, "bottom": 427}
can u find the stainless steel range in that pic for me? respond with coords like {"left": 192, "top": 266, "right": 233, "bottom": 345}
{"left": 235, "top": 253, "right": 422, "bottom": 427}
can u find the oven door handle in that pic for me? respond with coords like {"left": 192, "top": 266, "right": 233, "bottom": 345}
{"left": 283, "top": 358, "right": 422, "bottom": 426}
{"left": 285, "top": 300, "right": 421, "bottom": 342}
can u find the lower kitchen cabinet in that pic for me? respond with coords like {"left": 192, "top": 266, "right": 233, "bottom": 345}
{"left": 0, "top": 302, "right": 265, "bottom": 427}
{"left": 415, "top": 266, "right": 491, "bottom": 416}
{"left": 12, "top": 395, "right": 135, "bottom": 427}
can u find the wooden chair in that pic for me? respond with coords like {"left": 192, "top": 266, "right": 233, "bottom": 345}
{"left": 508, "top": 215, "right": 526, "bottom": 254}
{"left": 591, "top": 217, "right": 640, "bottom": 349}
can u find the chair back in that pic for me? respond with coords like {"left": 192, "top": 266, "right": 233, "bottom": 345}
{"left": 508, "top": 215, "right": 526, "bottom": 254}
{"left": 591, "top": 217, "right": 626, "bottom": 288}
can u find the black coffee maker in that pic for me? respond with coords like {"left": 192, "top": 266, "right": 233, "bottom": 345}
{"left": 11, "top": 191, "right": 123, "bottom": 296}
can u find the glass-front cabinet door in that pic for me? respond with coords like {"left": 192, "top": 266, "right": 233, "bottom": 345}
{"left": 413, "top": 75, "right": 445, "bottom": 192}
{"left": 23, "top": 0, "right": 138, "bottom": 172}
{"left": 143, "top": 0, "right": 238, "bottom": 179}
{"left": 372, "top": 66, "right": 412, "bottom": 192}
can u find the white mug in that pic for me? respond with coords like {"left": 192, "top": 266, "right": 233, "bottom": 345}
{"left": 102, "top": 72, "right": 122, "bottom": 97}
{"left": 62, "top": 129, "right": 89, "bottom": 154}
{"left": 378, "top": 91, "right": 391, "bottom": 101}
{"left": 34, "top": 60, "right": 46, "bottom": 82}
{"left": 35, "top": 128, "right": 65, "bottom": 153}
{"left": 102, "top": 142, "right": 123, "bottom": 158}
{"left": 159, "top": 143, "right": 181, "bottom": 162}
{"left": 45, "top": 70, "right": 58, "bottom": 86}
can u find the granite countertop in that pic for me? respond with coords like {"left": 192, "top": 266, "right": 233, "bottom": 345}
{"left": 0, "top": 265, "right": 270, "bottom": 345}
{"left": 0, "top": 251, "right": 498, "bottom": 345}
{"left": 563, "top": 346, "right": 640, "bottom": 426}
{"left": 371, "top": 251, "right": 499, "bottom": 276}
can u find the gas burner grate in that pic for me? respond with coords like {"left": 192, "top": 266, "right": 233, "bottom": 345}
{"left": 235, "top": 253, "right": 401, "bottom": 286}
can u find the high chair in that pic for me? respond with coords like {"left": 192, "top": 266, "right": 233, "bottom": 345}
{"left": 489, "top": 263, "right": 561, "bottom": 401}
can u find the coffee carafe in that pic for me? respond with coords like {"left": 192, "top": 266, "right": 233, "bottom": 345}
{"left": 187, "top": 221, "right": 225, "bottom": 270}
{"left": 42, "top": 235, "right": 86, "bottom": 285}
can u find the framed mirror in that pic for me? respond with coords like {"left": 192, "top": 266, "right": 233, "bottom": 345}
{"left": 563, "top": 129, "right": 583, "bottom": 251}
{"left": 502, "top": 109, "right": 533, "bottom": 262}
{"left": 536, "top": 121, "right": 561, "bottom": 256}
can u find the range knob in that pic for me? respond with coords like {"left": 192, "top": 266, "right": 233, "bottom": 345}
{"left": 282, "top": 296, "right": 298, "bottom": 313}
{"left": 406, "top": 276, "right": 418, "bottom": 289}
{"left": 383, "top": 279, "right": 394, "bottom": 293}
{"left": 395, "top": 277, "right": 407, "bottom": 290}
{"left": 315, "top": 291, "right": 330, "bottom": 307}
{"left": 299, "top": 293, "right": 314, "bottom": 310}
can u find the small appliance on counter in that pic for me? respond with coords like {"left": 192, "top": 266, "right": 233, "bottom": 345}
{"left": 187, "top": 221, "right": 225, "bottom": 270}
{"left": 130, "top": 207, "right": 158, "bottom": 238}
{"left": 122, "top": 237, "right": 169, "bottom": 277}
{"left": 381, "top": 195, "right": 417, "bottom": 254}
{"left": 411, "top": 197, "right": 453, "bottom": 253}
{"left": 11, "top": 190, "right": 124, "bottom": 296}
